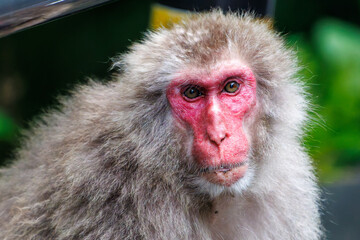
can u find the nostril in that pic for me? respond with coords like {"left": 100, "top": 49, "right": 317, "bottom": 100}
{"left": 219, "top": 132, "right": 228, "bottom": 144}
{"left": 208, "top": 132, "right": 227, "bottom": 146}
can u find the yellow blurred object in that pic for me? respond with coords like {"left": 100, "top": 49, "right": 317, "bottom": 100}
{"left": 150, "top": 4, "right": 190, "bottom": 29}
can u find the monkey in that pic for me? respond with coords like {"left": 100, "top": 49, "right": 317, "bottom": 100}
{"left": 0, "top": 11, "right": 322, "bottom": 240}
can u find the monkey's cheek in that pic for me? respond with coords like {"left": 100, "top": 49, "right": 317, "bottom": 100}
{"left": 202, "top": 165, "right": 248, "bottom": 187}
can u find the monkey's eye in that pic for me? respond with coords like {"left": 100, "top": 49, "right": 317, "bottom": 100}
{"left": 183, "top": 86, "right": 202, "bottom": 99}
{"left": 224, "top": 81, "right": 240, "bottom": 93}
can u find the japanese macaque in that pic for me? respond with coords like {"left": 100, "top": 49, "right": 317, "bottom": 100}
{"left": 0, "top": 11, "right": 322, "bottom": 240}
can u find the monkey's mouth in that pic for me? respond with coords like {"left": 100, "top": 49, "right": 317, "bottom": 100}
{"left": 200, "top": 161, "right": 247, "bottom": 173}
{"left": 200, "top": 161, "right": 248, "bottom": 187}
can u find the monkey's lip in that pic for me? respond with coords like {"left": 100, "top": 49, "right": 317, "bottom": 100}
{"left": 200, "top": 162, "right": 248, "bottom": 187}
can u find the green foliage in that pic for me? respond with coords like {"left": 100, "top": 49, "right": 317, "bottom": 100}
{"left": 289, "top": 19, "right": 360, "bottom": 181}
{"left": 0, "top": 110, "right": 18, "bottom": 142}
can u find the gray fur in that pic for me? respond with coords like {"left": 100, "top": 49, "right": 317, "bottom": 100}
{"left": 0, "top": 11, "right": 322, "bottom": 239}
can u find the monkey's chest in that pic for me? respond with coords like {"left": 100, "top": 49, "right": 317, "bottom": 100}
{"left": 206, "top": 197, "right": 243, "bottom": 240}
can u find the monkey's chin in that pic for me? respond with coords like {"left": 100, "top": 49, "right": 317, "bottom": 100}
{"left": 195, "top": 164, "right": 254, "bottom": 198}
{"left": 202, "top": 165, "right": 248, "bottom": 187}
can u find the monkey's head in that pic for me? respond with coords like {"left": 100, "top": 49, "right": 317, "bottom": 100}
{"left": 114, "top": 11, "right": 305, "bottom": 197}
{"left": 167, "top": 61, "right": 256, "bottom": 187}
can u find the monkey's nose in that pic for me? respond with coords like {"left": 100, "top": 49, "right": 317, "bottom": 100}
{"left": 205, "top": 104, "right": 227, "bottom": 145}
{"left": 207, "top": 127, "right": 227, "bottom": 145}
{"left": 207, "top": 124, "right": 226, "bottom": 145}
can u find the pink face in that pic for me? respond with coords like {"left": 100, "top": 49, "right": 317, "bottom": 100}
{"left": 167, "top": 61, "right": 257, "bottom": 187}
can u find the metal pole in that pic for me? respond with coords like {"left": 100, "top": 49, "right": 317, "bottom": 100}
{"left": 0, "top": 0, "right": 116, "bottom": 38}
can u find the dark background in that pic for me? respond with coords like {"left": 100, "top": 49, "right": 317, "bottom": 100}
{"left": 0, "top": 0, "right": 359, "bottom": 239}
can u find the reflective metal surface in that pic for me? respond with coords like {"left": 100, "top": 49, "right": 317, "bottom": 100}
{"left": 0, "top": 0, "right": 115, "bottom": 37}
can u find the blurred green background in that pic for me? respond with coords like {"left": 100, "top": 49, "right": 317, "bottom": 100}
{"left": 0, "top": 0, "right": 360, "bottom": 238}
